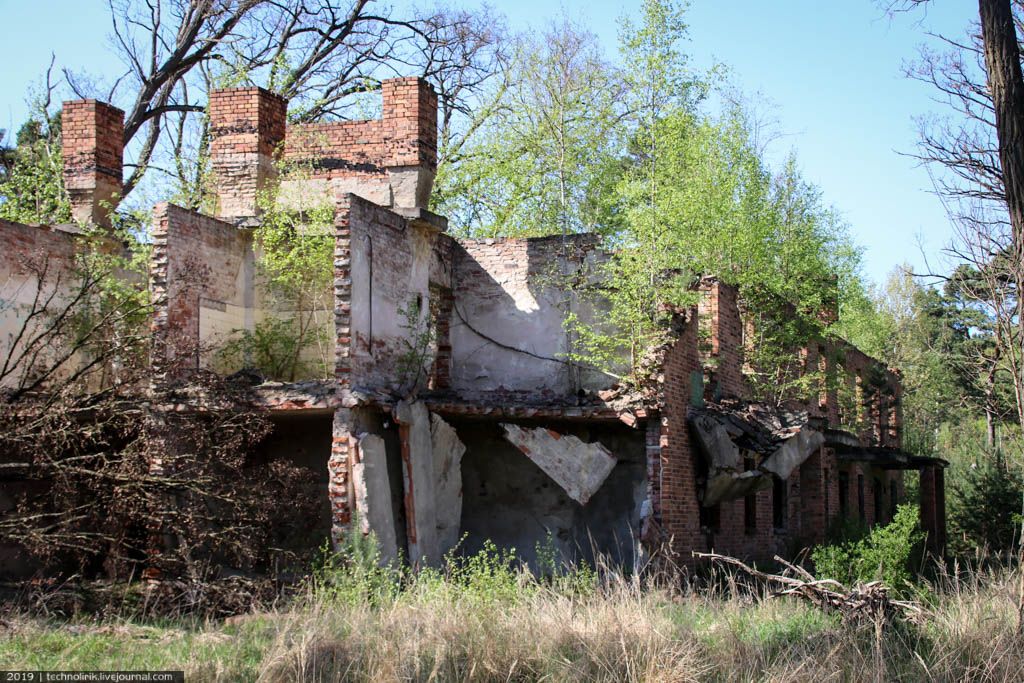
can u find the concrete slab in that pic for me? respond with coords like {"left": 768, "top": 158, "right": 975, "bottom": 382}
{"left": 431, "top": 413, "right": 466, "bottom": 556}
{"left": 761, "top": 429, "right": 824, "bottom": 480}
{"left": 352, "top": 433, "right": 399, "bottom": 566}
{"left": 500, "top": 423, "right": 617, "bottom": 505}
{"left": 395, "top": 399, "right": 439, "bottom": 566}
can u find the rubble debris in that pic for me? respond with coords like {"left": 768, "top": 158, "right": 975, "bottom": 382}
{"left": 690, "top": 399, "right": 823, "bottom": 506}
{"left": 500, "top": 423, "right": 617, "bottom": 505}
{"left": 695, "top": 552, "right": 922, "bottom": 624}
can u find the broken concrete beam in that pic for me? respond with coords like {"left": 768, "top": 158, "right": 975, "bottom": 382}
{"left": 760, "top": 429, "right": 824, "bottom": 481}
{"left": 690, "top": 414, "right": 742, "bottom": 471}
{"left": 704, "top": 469, "right": 772, "bottom": 507}
{"left": 395, "top": 399, "right": 439, "bottom": 566}
{"left": 352, "top": 433, "right": 399, "bottom": 566}
{"left": 431, "top": 413, "right": 465, "bottom": 556}
{"left": 500, "top": 423, "right": 616, "bottom": 505}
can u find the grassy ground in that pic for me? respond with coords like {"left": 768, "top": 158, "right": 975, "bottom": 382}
{"left": 2, "top": 551, "right": 1023, "bottom": 682}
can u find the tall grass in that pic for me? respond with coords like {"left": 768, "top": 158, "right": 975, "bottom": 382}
{"left": 3, "top": 546, "right": 1024, "bottom": 681}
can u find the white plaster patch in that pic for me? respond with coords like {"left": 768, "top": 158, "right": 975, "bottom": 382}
{"left": 395, "top": 399, "right": 440, "bottom": 566}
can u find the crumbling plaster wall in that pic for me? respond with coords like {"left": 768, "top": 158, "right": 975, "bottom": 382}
{"left": 151, "top": 203, "right": 264, "bottom": 375}
{"left": 447, "top": 234, "right": 617, "bottom": 401}
{"left": 346, "top": 195, "right": 445, "bottom": 392}
{"left": 0, "top": 220, "right": 79, "bottom": 387}
{"left": 454, "top": 418, "right": 647, "bottom": 570}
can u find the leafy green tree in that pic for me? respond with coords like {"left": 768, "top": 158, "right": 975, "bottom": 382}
{"left": 436, "top": 19, "right": 625, "bottom": 237}
{"left": 0, "top": 109, "right": 70, "bottom": 224}
{"left": 217, "top": 162, "right": 334, "bottom": 382}
{"left": 811, "top": 504, "right": 924, "bottom": 595}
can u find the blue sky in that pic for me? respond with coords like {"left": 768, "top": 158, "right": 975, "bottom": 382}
{"left": 0, "top": 0, "right": 979, "bottom": 287}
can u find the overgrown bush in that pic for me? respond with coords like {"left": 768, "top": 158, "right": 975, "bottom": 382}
{"left": 811, "top": 504, "right": 924, "bottom": 595}
{"left": 948, "top": 455, "right": 1024, "bottom": 558}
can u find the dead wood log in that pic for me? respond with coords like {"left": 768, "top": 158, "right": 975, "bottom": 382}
{"left": 694, "top": 551, "right": 923, "bottom": 623}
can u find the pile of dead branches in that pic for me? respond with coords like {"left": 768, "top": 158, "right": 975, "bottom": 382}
{"left": 695, "top": 551, "right": 923, "bottom": 624}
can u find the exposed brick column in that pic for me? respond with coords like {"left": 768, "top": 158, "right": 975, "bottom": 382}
{"left": 642, "top": 415, "right": 663, "bottom": 544}
{"left": 328, "top": 197, "right": 356, "bottom": 545}
{"left": 334, "top": 197, "right": 353, "bottom": 389}
{"left": 934, "top": 467, "right": 947, "bottom": 553}
{"left": 383, "top": 77, "right": 437, "bottom": 169}
{"left": 428, "top": 284, "right": 453, "bottom": 390}
{"left": 329, "top": 408, "right": 355, "bottom": 546}
{"left": 799, "top": 446, "right": 827, "bottom": 545}
{"left": 920, "top": 465, "right": 942, "bottom": 553}
{"left": 657, "top": 310, "right": 705, "bottom": 564}
{"left": 149, "top": 203, "right": 200, "bottom": 381}
{"left": 382, "top": 77, "right": 438, "bottom": 208}
{"left": 62, "top": 99, "right": 124, "bottom": 225}
{"left": 697, "top": 278, "right": 745, "bottom": 399}
{"left": 208, "top": 87, "right": 287, "bottom": 219}
{"left": 917, "top": 464, "right": 946, "bottom": 557}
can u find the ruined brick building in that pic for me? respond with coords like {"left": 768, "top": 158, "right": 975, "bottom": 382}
{"left": 0, "top": 78, "right": 948, "bottom": 572}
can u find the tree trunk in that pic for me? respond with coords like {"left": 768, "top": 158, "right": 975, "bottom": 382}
{"left": 980, "top": 0, "right": 1024, "bottom": 245}
{"left": 979, "top": 0, "right": 1024, "bottom": 433}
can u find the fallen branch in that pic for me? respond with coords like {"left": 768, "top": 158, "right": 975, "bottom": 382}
{"left": 694, "top": 551, "right": 923, "bottom": 623}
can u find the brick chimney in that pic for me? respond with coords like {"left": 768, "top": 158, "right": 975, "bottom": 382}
{"left": 62, "top": 100, "right": 124, "bottom": 226}
{"left": 208, "top": 87, "right": 288, "bottom": 220}
{"left": 382, "top": 78, "right": 438, "bottom": 209}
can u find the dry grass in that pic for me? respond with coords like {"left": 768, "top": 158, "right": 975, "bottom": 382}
{"left": 3, "top": 556, "right": 1024, "bottom": 682}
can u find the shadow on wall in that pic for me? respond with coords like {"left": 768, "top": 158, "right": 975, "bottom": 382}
{"left": 450, "top": 417, "right": 647, "bottom": 571}
{"left": 446, "top": 234, "right": 616, "bottom": 401}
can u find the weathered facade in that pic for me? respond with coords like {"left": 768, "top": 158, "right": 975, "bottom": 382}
{"left": 0, "top": 77, "right": 948, "bottom": 574}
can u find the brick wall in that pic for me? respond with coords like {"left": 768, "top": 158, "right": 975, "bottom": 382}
{"left": 0, "top": 220, "right": 79, "bottom": 388}
{"left": 62, "top": 100, "right": 124, "bottom": 225}
{"left": 150, "top": 203, "right": 253, "bottom": 379}
{"left": 282, "top": 77, "right": 437, "bottom": 209}
{"left": 208, "top": 78, "right": 437, "bottom": 215}
{"left": 697, "top": 278, "right": 746, "bottom": 399}
{"left": 656, "top": 309, "right": 705, "bottom": 563}
{"left": 208, "top": 87, "right": 288, "bottom": 219}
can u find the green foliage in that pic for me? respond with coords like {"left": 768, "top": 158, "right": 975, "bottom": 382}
{"left": 0, "top": 109, "right": 70, "bottom": 224}
{"left": 947, "top": 456, "right": 1024, "bottom": 557}
{"left": 396, "top": 294, "right": 437, "bottom": 394}
{"left": 312, "top": 532, "right": 400, "bottom": 608}
{"left": 435, "top": 0, "right": 865, "bottom": 390}
{"left": 215, "top": 317, "right": 320, "bottom": 381}
{"left": 217, "top": 160, "right": 334, "bottom": 381}
{"left": 441, "top": 539, "right": 524, "bottom": 606}
{"left": 811, "top": 504, "right": 925, "bottom": 595}
{"left": 435, "top": 18, "right": 625, "bottom": 237}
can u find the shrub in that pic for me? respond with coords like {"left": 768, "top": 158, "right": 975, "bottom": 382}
{"left": 947, "top": 456, "right": 1024, "bottom": 558}
{"left": 811, "top": 504, "right": 924, "bottom": 595}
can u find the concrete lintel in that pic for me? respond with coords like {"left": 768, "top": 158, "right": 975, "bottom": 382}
{"left": 760, "top": 429, "right": 824, "bottom": 480}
